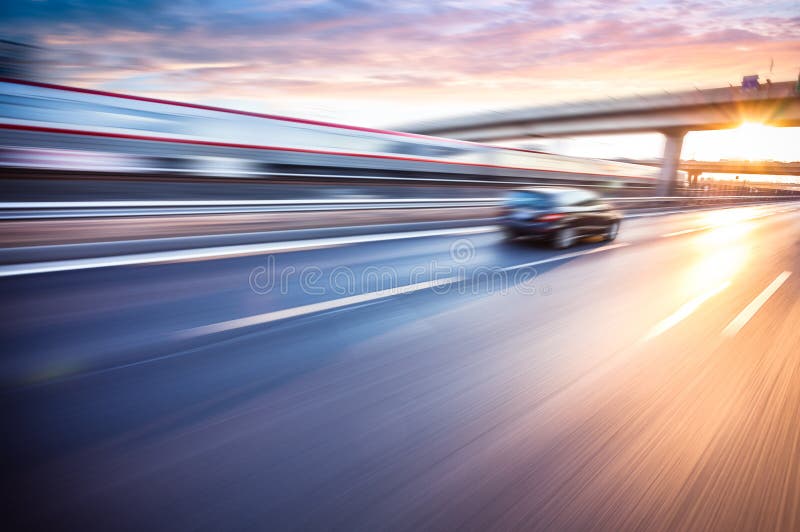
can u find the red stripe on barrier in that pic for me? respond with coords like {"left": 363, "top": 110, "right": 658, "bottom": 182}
{"left": 0, "top": 77, "right": 473, "bottom": 144}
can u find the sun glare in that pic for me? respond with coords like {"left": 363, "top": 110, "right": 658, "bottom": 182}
{"left": 732, "top": 121, "right": 775, "bottom": 153}
{"left": 736, "top": 121, "right": 768, "bottom": 135}
{"left": 684, "top": 123, "right": 798, "bottom": 164}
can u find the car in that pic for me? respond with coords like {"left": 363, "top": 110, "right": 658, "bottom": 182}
{"left": 500, "top": 187, "right": 622, "bottom": 249}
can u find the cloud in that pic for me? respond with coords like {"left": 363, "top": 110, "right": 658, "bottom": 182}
{"left": 1, "top": 1, "right": 798, "bottom": 125}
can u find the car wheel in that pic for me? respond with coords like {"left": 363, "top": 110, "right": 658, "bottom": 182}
{"left": 552, "top": 227, "right": 575, "bottom": 249}
{"left": 605, "top": 221, "right": 620, "bottom": 241}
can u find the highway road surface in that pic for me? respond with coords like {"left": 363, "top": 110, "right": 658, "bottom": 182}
{"left": 4, "top": 202, "right": 800, "bottom": 531}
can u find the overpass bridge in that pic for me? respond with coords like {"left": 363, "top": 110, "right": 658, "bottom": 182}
{"left": 403, "top": 80, "right": 800, "bottom": 195}
{"left": 620, "top": 159, "right": 800, "bottom": 184}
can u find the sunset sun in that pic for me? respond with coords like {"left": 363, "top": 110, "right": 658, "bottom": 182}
{"left": 686, "top": 122, "right": 798, "bottom": 163}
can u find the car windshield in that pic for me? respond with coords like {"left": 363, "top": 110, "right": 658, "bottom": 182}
{"left": 505, "top": 190, "right": 554, "bottom": 208}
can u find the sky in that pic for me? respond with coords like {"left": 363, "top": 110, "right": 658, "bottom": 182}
{"left": 1, "top": 0, "right": 799, "bottom": 160}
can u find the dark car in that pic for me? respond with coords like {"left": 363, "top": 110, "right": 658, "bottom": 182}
{"left": 501, "top": 187, "right": 621, "bottom": 249}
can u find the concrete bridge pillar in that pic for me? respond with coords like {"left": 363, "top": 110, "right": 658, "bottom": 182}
{"left": 657, "top": 130, "right": 686, "bottom": 196}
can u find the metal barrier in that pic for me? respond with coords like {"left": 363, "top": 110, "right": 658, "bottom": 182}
{"left": 1, "top": 195, "right": 798, "bottom": 220}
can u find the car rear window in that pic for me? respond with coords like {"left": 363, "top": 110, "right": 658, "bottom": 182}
{"left": 555, "top": 190, "right": 598, "bottom": 206}
{"left": 505, "top": 191, "right": 554, "bottom": 208}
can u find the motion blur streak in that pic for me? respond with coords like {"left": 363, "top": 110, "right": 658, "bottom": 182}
{"left": 0, "top": 79, "right": 664, "bottom": 191}
{"left": 4, "top": 202, "right": 800, "bottom": 530}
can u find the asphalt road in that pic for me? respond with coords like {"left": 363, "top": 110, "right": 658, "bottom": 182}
{"left": 3, "top": 202, "right": 800, "bottom": 531}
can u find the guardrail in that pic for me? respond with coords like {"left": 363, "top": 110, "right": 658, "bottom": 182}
{"left": 607, "top": 195, "right": 800, "bottom": 212}
{"left": 1, "top": 195, "right": 798, "bottom": 220}
{"left": 0, "top": 198, "right": 501, "bottom": 219}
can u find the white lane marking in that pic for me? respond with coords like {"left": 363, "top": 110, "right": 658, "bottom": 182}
{"left": 662, "top": 226, "right": 713, "bottom": 238}
{"left": 642, "top": 281, "right": 731, "bottom": 342}
{"left": 181, "top": 241, "right": 631, "bottom": 338}
{"left": 626, "top": 208, "right": 706, "bottom": 219}
{"left": 499, "top": 242, "right": 629, "bottom": 271}
{"left": 181, "top": 276, "right": 463, "bottom": 338}
{"left": 0, "top": 225, "right": 498, "bottom": 278}
{"left": 722, "top": 271, "right": 792, "bottom": 337}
